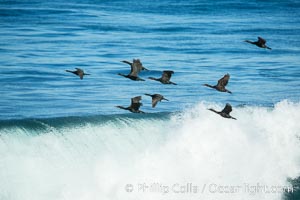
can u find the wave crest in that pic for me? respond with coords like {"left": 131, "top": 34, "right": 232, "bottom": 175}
{"left": 0, "top": 100, "right": 299, "bottom": 200}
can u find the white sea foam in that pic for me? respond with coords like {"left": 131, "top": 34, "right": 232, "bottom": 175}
{"left": 0, "top": 100, "right": 300, "bottom": 200}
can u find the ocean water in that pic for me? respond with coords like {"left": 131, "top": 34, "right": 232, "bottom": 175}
{"left": 0, "top": 0, "right": 300, "bottom": 199}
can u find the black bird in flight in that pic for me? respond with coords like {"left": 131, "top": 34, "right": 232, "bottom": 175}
{"left": 118, "top": 59, "right": 147, "bottom": 81}
{"left": 203, "top": 73, "right": 232, "bottom": 93}
{"left": 66, "top": 68, "right": 90, "bottom": 79}
{"left": 244, "top": 36, "right": 272, "bottom": 50}
{"left": 148, "top": 70, "right": 177, "bottom": 85}
{"left": 145, "top": 93, "right": 169, "bottom": 108}
{"left": 208, "top": 103, "right": 237, "bottom": 120}
{"left": 115, "top": 96, "right": 145, "bottom": 113}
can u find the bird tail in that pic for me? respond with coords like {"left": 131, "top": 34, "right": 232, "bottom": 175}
{"left": 136, "top": 77, "right": 145, "bottom": 81}
{"left": 266, "top": 46, "right": 272, "bottom": 50}
{"left": 163, "top": 97, "right": 169, "bottom": 101}
{"left": 66, "top": 70, "right": 73, "bottom": 73}
{"left": 226, "top": 89, "right": 232, "bottom": 94}
{"left": 144, "top": 93, "right": 152, "bottom": 97}
{"left": 142, "top": 66, "right": 149, "bottom": 71}
{"left": 231, "top": 116, "right": 237, "bottom": 120}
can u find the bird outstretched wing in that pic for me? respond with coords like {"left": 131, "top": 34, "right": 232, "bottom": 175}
{"left": 217, "top": 73, "right": 230, "bottom": 87}
{"left": 151, "top": 94, "right": 162, "bottom": 108}
{"left": 75, "top": 68, "right": 84, "bottom": 79}
{"left": 129, "top": 59, "right": 141, "bottom": 76}
{"left": 221, "top": 103, "right": 232, "bottom": 115}
{"left": 161, "top": 70, "right": 174, "bottom": 82}
{"left": 131, "top": 96, "right": 142, "bottom": 104}
{"left": 258, "top": 37, "right": 266, "bottom": 45}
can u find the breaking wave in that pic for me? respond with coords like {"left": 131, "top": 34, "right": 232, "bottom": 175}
{"left": 0, "top": 100, "right": 299, "bottom": 200}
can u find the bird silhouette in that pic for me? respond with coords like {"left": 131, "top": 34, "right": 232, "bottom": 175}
{"left": 145, "top": 93, "right": 169, "bottom": 108}
{"left": 115, "top": 96, "right": 145, "bottom": 113}
{"left": 245, "top": 36, "right": 272, "bottom": 50}
{"left": 203, "top": 73, "right": 232, "bottom": 93}
{"left": 208, "top": 103, "right": 237, "bottom": 120}
{"left": 148, "top": 70, "right": 177, "bottom": 85}
{"left": 118, "top": 59, "right": 147, "bottom": 81}
{"left": 66, "top": 68, "right": 90, "bottom": 79}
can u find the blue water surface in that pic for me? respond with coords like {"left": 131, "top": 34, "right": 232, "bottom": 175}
{"left": 1, "top": 0, "right": 300, "bottom": 119}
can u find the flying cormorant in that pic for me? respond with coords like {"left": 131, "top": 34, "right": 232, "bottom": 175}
{"left": 66, "top": 68, "right": 90, "bottom": 79}
{"left": 115, "top": 96, "right": 145, "bottom": 113}
{"left": 208, "top": 103, "right": 237, "bottom": 120}
{"left": 203, "top": 73, "right": 232, "bottom": 93}
{"left": 118, "top": 59, "right": 147, "bottom": 81}
{"left": 145, "top": 93, "right": 169, "bottom": 108}
{"left": 244, "top": 37, "right": 272, "bottom": 50}
{"left": 148, "top": 70, "right": 177, "bottom": 85}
